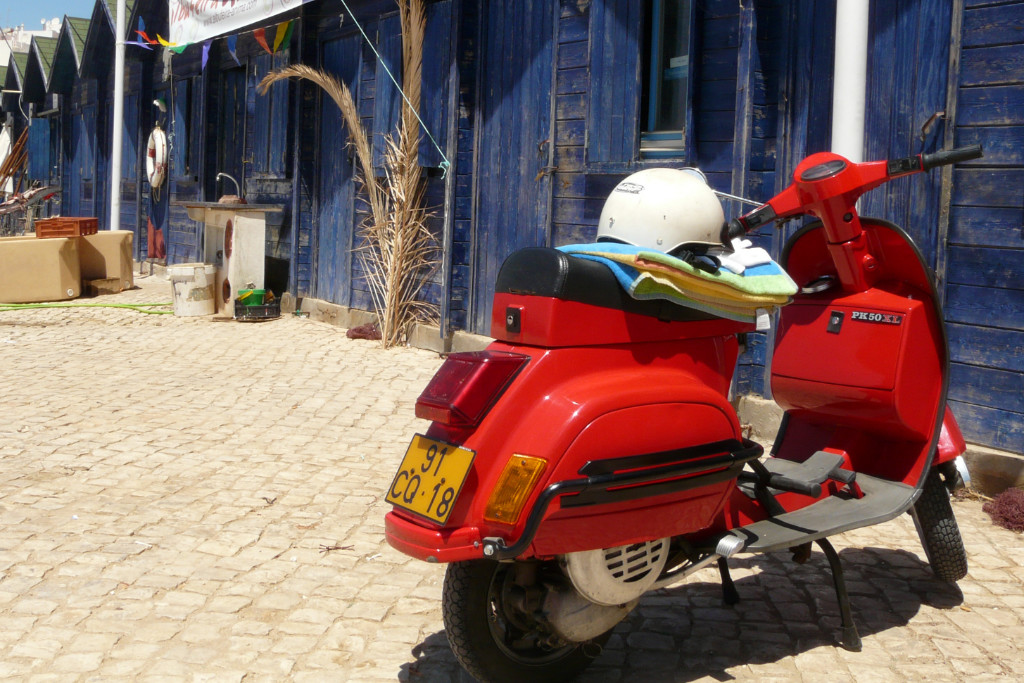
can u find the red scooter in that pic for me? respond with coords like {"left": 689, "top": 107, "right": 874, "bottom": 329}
{"left": 385, "top": 145, "right": 982, "bottom": 682}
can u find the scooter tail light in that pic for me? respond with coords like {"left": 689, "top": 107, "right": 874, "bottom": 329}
{"left": 415, "top": 351, "right": 529, "bottom": 428}
{"left": 484, "top": 454, "right": 548, "bottom": 524}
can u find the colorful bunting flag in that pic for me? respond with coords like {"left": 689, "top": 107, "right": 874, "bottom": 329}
{"left": 227, "top": 35, "right": 240, "bottom": 66}
{"left": 202, "top": 40, "right": 212, "bottom": 71}
{"left": 272, "top": 20, "right": 293, "bottom": 53}
{"left": 254, "top": 28, "right": 273, "bottom": 55}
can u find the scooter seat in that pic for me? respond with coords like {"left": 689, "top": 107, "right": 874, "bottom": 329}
{"left": 495, "top": 247, "right": 714, "bottom": 323}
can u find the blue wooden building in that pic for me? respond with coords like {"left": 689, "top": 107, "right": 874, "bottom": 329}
{"left": 4, "top": 0, "right": 1021, "bottom": 455}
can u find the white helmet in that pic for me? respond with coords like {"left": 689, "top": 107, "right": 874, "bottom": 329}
{"left": 597, "top": 168, "right": 725, "bottom": 252}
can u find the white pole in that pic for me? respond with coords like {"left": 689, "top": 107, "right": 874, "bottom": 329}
{"left": 831, "top": 0, "right": 870, "bottom": 162}
{"left": 110, "top": 0, "right": 127, "bottom": 229}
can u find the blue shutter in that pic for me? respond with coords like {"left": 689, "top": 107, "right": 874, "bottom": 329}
{"left": 28, "top": 121, "right": 51, "bottom": 181}
{"left": 253, "top": 53, "right": 291, "bottom": 177}
{"left": 419, "top": 0, "right": 452, "bottom": 167}
{"left": 373, "top": 14, "right": 403, "bottom": 169}
{"left": 122, "top": 93, "right": 138, "bottom": 179}
{"left": 253, "top": 54, "right": 272, "bottom": 174}
{"left": 587, "top": 0, "right": 643, "bottom": 167}
{"left": 268, "top": 52, "right": 289, "bottom": 176}
{"left": 172, "top": 79, "right": 189, "bottom": 178}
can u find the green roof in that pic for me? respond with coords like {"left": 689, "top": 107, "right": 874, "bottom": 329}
{"left": 33, "top": 36, "right": 58, "bottom": 74}
{"left": 67, "top": 17, "right": 91, "bottom": 58}
{"left": 10, "top": 51, "right": 30, "bottom": 81}
{"left": 104, "top": 0, "right": 138, "bottom": 34}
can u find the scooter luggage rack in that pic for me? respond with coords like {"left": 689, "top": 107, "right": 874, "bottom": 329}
{"left": 481, "top": 438, "right": 764, "bottom": 561}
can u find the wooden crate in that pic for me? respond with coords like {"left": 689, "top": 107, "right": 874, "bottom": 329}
{"left": 35, "top": 217, "right": 99, "bottom": 239}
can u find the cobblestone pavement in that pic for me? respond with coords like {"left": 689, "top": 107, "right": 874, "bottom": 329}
{"left": 0, "top": 274, "right": 1021, "bottom": 682}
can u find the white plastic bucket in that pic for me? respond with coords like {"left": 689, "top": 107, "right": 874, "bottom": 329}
{"left": 168, "top": 263, "right": 216, "bottom": 316}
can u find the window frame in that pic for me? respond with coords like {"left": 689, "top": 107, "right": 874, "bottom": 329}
{"left": 639, "top": 0, "right": 696, "bottom": 159}
{"left": 585, "top": 0, "right": 697, "bottom": 170}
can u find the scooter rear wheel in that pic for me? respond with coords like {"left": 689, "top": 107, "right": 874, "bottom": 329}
{"left": 442, "top": 559, "right": 610, "bottom": 683}
{"left": 911, "top": 468, "right": 968, "bottom": 582}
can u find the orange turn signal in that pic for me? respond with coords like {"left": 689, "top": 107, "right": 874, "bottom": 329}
{"left": 483, "top": 455, "right": 547, "bottom": 524}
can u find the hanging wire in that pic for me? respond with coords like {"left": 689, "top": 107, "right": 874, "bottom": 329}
{"left": 337, "top": 0, "right": 451, "bottom": 178}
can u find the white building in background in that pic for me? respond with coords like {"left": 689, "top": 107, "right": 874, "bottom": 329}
{"left": 1, "top": 19, "right": 60, "bottom": 196}
{"left": 1, "top": 18, "right": 61, "bottom": 66}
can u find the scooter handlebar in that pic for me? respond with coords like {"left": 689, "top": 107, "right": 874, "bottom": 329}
{"left": 722, "top": 218, "right": 747, "bottom": 243}
{"left": 920, "top": 144, "right": 983, "bottom": 171}
{"left": 720, "top": 144, "right": 983, "bottom": 245}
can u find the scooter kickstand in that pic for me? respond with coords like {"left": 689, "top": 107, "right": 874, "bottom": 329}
{"left": 717, "top": 557, "right": 740, "bottom": 605}
{"left": 815, "top": 538, "right": 862, "bottom": 652}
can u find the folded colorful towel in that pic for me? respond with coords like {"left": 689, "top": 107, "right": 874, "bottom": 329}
{"left": 557, "top": 242, "right": 797, "bottom": 326}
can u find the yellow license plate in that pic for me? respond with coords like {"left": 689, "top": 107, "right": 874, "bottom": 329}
{"left": 386, "top": 435, "right": 475, "bottom": 525}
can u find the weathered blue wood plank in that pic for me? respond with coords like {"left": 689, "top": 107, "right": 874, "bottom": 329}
{"left": 945, "top": 283, "right": 1024, "bottom": 329}
{"left": 557, "top": 118, "right": 585, "bottom": 146}
{"left": 956, "top": 125, "right": 1024, "bottom": 166}
{"left": 951, "top": 168, "right": 1024, "bottom": 207}
{"left": 558, "top": 41, "right": 587, "bottom": 69}
{"left": 552, "top": 196, "right": 604, "bottom": 224}
{"left": 960, "top": 44, "right": 1024, "bottom": 87}
{"left": 948, "top": 206, "right": 1024, "bottom": 248}
{"left": 956, "top": 84, "right": 1024, "bottom": 126}
{"left": 553, "top": 172, "right": 585, "bottom": 198}
{"left": 554, "top": 144, "right": 583, "bottom": 171}
{"left": 948, "top": 400, "right": 1023, "bottom": 453}
{"left": 556, "top": 93, "right": 586, "bottom": 119}
{"left": 552, "top": 222, "right": 597, "bottom": 246}
{"left": 950, "top": 363, "right": 1024, "bottom": 414}
{"left": 946, "top": 246, "right": 1024, "bottom": 290}
{"left": 558, "top": 11, "right": 588, "bottom": 44}
{"left": 962, "top": 2, "right": 1024, "bottom": 48}
{"left": 948, "top": 322, "right": 1024, "bottom": 373}
{"left": 557, "top": 67, "right": 587, "bottom": 95}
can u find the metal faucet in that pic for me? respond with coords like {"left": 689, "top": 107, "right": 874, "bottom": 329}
{"left": 216, "top": 172, "right": 241, "bottom": 198}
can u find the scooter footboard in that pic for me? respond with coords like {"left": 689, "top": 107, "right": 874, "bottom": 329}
{"left": 486, "top": 438, "right": 763, "bottom": 560}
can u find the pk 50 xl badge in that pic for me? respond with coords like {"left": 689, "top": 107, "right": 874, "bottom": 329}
{"left": 851, "top": 311, "right": 903, "bottom": 325}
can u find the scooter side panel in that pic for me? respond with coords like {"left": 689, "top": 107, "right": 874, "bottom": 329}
{"left": 528, "top": 401, "right": 741, "bottom": 556}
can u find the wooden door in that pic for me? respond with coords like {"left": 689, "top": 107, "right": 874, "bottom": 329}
{"left": 470, "top": 2, "right": 555, "bottom": 334}
{"left": 314, "top": 33, "right": 362, "bottom": 305}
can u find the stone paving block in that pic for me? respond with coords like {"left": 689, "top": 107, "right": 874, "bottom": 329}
{"left": 0, "top": 275, "right": 1021, "bottom": 680}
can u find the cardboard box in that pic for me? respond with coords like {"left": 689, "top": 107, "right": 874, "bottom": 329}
{"left": 79, "top": 230, "right": 134, "bottom": 291}
{"left": 0, "top": 236, "right": 81, "bottom": 303}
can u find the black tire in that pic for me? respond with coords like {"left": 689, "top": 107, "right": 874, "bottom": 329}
{"left": 442, "top": 560, "right": 609, "bottom": 683}
{"left": 912, "top": 468, "right": 968, "bottom": 582}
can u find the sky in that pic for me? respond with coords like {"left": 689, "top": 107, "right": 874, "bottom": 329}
{"left": 2, "top": 1, "right": 102, "bottom": 31}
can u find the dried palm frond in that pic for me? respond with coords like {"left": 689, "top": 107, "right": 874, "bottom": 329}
{"left": 258, "top": 0, "right": 439, "bottom": 349}
{"left": 355, "top": 127, "right": 438, "bottom": 346}
{"left": 397, "top": 0, "right": 426, "bottom": 164}
{"left": 257, "top": 65, "right": 385, "bottom": 228}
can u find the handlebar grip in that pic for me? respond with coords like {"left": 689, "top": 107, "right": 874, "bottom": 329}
{"left": 721, "top": 218, "right": 747, "bottom": 244}
{"left": 767, "top": 474, "right": 822, "bottom": 498}
{"left": 921, "top": 144, "right": 983, "bottom": 171}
